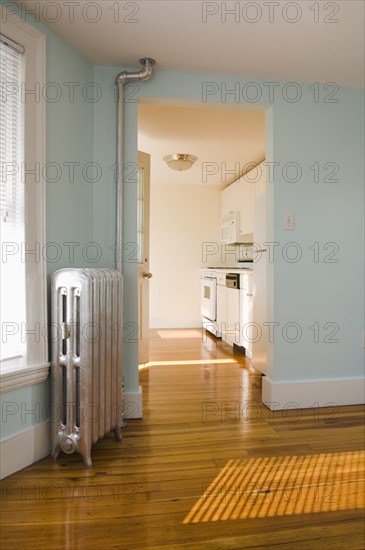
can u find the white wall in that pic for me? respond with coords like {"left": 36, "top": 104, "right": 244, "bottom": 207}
{"left": 150, "top": 183, "right": 222, "bottom": 328}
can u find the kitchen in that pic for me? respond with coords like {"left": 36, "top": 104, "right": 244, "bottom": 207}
{"left": 200, "top": 160, "right": 268, "bottom": 379}
{"left": 138, "top": 103, "right": 266, "bottom": 340}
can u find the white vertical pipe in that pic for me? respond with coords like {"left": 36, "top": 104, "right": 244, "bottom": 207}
{"left": 115, "top": 59, "right": 155, "bottom": 273}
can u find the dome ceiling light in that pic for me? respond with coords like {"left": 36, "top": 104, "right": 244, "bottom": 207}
{"left": 163, "top": 153, "right": 198, "bottom": 171}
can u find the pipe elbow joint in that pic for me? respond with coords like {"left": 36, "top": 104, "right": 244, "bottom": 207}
{"left": 115, "top": 59, "right": 155, "bottom": 85}
{"left": 115, "top": 71, "right": 129, "bottom": 85}
{"left": 138, "top": 57, "right": 155, "bottom": 80}
{"left": 138, "top": 67, "right": 153, "bottom": 81}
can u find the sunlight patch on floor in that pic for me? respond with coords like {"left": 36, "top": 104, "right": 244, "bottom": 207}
{"left": 140, "top": 358, "right": 239, "bottom": 369}
{"left": 183, "top": 451, "right": 365, "bottom": 523}
{"left": 157, "top": 330, "right": 202, "bottom": 339}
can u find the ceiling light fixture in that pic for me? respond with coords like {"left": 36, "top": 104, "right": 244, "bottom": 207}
{"left": 163, "top": 153, "right": 198, "bottom": 171}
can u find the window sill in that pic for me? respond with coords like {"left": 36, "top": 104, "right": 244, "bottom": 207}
{"left": 0, "top": 362, "right": 50, "bottom": 393}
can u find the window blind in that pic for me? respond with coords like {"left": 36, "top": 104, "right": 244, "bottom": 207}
{"left": 0, "top": 37, "right": 24, "bottom": 225}
{"left": 0, "top": 36, "right": 26, "bottom": 362}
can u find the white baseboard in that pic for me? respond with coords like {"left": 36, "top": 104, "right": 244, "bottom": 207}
{"left": 262, "top": 376, "right": 365, "bottom": 410}
{"left": 150, "top": 318, "right": 201, "bottom": 329}
{"left": 124, "top": 386, "right": 143, "bottom": 419}
{"left": 0, "top": 421, "right": 51, "bottom": 480}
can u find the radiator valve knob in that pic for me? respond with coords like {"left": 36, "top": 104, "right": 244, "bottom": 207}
{"left": 61, "top": 435, "right": 77, "bottom": 454}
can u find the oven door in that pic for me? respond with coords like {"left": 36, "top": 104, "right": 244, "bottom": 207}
{"left": 201, "top": 277, "right": 217, "bottom": 321}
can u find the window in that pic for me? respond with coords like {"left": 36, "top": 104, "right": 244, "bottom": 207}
{"left": 0, "top": 36, "right": 26, "bottom": 363}
{"left": 0, "top": 6, "right": 48, "bottom": 392}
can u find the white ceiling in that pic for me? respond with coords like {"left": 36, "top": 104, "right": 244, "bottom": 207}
{"left": 11, "top": 0, "right": 363, "bottom": 187}
{"left": 138, "top": 103, "right": 265, "bottom": 186}
{"left": 13, "top": 0, "right": 365, "bottom": 88}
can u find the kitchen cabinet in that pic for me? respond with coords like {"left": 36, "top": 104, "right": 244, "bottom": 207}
{"left": 225, "top": 287, "right": 240, "bottom": 346}
{"left": 253, "top": 161, "right": 266, "bottom": 197}
{"left": 217, "top": 283, "right": 227, "bottom": 340}
{"left": 221, "top": 174, "right": 253, "bottom": 241}
{"left": 221, "top": 161, "right": 266, "bottom": 243}
{"left": 240, "top": 176, "right": 255, "bottom": 237}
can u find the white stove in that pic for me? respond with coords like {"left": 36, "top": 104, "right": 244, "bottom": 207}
{"left": 200, "top": 269, "right": 220, "bottom": 336}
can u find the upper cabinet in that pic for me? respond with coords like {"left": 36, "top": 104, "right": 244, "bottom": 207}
{"left": 253, "top": 161, "right": 266, "bottom": 197}
{"left": 221, "top": 162, "right": 266, "bottom": 243}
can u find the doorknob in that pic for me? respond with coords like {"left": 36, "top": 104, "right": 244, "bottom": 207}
{"left": 143, "top": 272, "right": 153, "bottom": 279}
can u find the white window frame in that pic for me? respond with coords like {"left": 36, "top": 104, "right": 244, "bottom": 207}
{"left": 0, "top": 5, "right": 49, "bottom": 393}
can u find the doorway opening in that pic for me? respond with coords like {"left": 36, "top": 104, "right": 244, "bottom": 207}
{"left": 137, "top": 99, "right": 267, "bottom": 369}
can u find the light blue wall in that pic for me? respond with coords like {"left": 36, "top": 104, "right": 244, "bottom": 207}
{"left": 93, "top": 68, "right": 364, "bottom": 392}
{"left": 0, "top": 380, "right": 50, "bottom": 439}
{"left": 92, "top": 66, "right": 120, "bottom": 268}
{"left": 45, "top": 31, "right": 94, "bottom": 274}
{"left": 270, "top": 93, "right": 364, "bottom": 381}
{"left": 1, "top": 1, "right": 94, "bottom": 440}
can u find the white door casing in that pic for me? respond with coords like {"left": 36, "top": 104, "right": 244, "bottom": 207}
{"left": 137, "top": 151, "right": 151, "bottom": 365}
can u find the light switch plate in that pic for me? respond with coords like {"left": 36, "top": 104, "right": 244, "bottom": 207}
{"left": 284, "top": 213, "right": 295, "bottom": 230}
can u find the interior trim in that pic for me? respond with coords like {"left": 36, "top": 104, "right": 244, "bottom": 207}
{"left": 0, "top": 421, "right": 51, "bottom": 479}
{"left": 262, "top": 376, "right": 365, "bottom": 410}
{"left": 124, "top": 386, "right": 143, "bottom": 419}
{"left": 0, "top": 363, "right": 50, "bottom": 394}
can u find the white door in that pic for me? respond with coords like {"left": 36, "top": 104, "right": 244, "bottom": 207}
{"left": 137, "top": 151, "right": 151, "bottom": 365}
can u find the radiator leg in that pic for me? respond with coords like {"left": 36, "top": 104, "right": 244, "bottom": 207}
{"left": 114, "top": 426, "right": 122, "bottom": 442}
{"left": 77, "top": 438, "right": 93, "bottom": 467}
{"left": 81, "top": 451, "right": 92, "bottom": 468}
{"left": 51, "top": 444, "right": 61, "bottom": 461}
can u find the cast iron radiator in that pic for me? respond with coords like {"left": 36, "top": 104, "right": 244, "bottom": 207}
{"left": 51, "top": 268, "right": 123, "bottom": 467}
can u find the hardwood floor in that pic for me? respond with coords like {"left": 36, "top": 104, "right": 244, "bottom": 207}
{"left": 1, "top": 329, "right": 364, "bottom": 549}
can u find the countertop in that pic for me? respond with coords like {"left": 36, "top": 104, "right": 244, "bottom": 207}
{"left": 202, "top": 265, "right": 253, "bottom": 273}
